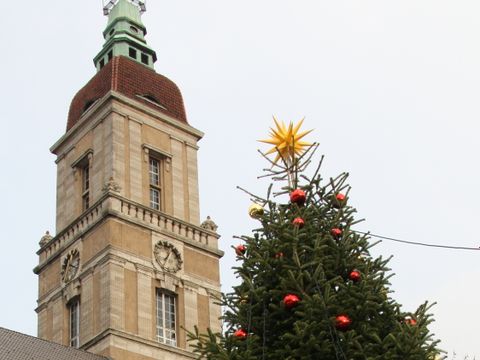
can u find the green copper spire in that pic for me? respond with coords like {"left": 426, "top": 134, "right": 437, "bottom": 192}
{"left": 94, "top": 0, "right": 157, "bottom": 71}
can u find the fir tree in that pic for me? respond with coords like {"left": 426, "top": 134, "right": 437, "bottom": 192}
{"left": 189, "top": 119, "right": 441, "bottom": 360}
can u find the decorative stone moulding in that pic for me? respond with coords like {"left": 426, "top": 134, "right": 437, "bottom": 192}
{"left": 39, "top": 231, "right": 53, "bottom": 247}
{"left": 61, "top": 249, "right": 80, "bottom": 283}
{"left": 63, "top": 278, "right": 81, "bottom": 304}
{"left": 201, "top": 216, "right": 218, "bottom": 232}
{"left": 102, "top": 177, "right": 121, "bottom": 193}
{"left": 154, "top": 241, "right": 182, "bottom": 273}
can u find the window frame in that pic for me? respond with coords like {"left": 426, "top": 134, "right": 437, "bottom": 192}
{"left": 156, "top": 289, "right": 177, "bottom": 346}
{"left": 149, "top": 156, "right": 162, "bottom": 210}
{"left": 81, "top": 164, "right": 90, "bottom": 211}
{"left": 143, "top": 145, "right": 171, "bottom": 212}
{"left": 71, "top": 150, "right": 93, "bottom": 213}
{"left": 69, "top": 299, "right": 80, "bottom": 348}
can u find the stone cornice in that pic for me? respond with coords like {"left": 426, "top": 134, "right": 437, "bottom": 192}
{"left": 111, "top": 91, "right": 204, "bottom": 139}
{"left": 51, "top": 90, "right": 204, "bottom": 156}
{"left": 83, "top": 329, "right": 197, "bottom": 359}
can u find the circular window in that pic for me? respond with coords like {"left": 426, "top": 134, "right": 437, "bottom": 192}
{"left": 130, "top": 26, "right": 139, "bottom": 34}
{"left": 109, "top": 28, "right": 115, "bottom": 36}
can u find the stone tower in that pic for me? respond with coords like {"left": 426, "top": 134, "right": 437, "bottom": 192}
{"left": 34, "top": 1, "right": 223, "bottom": 358}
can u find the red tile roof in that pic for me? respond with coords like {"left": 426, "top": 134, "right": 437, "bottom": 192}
{"left": 67, "top": 56, "right": 188, "bottom": 131}
{"left": 0, "top": 327, "right": 108, "bottom": 360}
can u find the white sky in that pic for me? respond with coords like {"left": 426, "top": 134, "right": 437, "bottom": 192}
{"left": 1, "top": 1, "right": 479, "bottom": 358}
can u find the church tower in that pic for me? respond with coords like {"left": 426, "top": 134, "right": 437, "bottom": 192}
{"left": 34, "top": 1, "right": 223, "bottom": 359}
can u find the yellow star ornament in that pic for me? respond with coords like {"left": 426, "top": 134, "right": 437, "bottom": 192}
{"left": 259, "top": 117, "right": 313, "bottom": 165}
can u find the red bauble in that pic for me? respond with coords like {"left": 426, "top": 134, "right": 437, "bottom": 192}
{"left": 332, "top": 193, "right": 346, "bottom": 208}
{"left": 292, "top": 217, "right": 305, "bottom": 228}
{"left": 335, "top": 314, "right": 352, "bottom": 331}
{"left": 235, "top": 244, "right": 246, "bottom": 256}
{"left": 405, "top": 317, "right": 417, "bottom": 326}
{"left": 283, "top": 294, "right": 300, "bottom": 309}
{"left": 290, "top": 189, "right": 306, "bottom": 206}
{"left": 233, "top": 328, "right": 247, "bottom": 339}
{"left": 331, "top": 228, "right": 342, "bottom": 238}
{"left": 275, "top": 252, "right": 284, "bottom": 259}
{"left": 348, "top": 270, "right": 361, "bottom": 282}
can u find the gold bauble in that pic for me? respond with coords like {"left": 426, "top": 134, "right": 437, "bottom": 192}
{"left": 240, "top": 296, "right": 249, "bottom": 305}
{"left": 248, "top": 204, "right": 264, "bottom": 219}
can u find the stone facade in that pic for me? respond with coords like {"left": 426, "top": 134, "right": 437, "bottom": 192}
{"left": 35, "top": 88, "right": 223, "bottom": 359}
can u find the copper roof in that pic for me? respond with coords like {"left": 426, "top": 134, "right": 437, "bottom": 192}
{"left": 67, "top": 56, "right": 188, "bottom": 131}
{"left": 0, "top": 327, "right": 108, "bottom": 360}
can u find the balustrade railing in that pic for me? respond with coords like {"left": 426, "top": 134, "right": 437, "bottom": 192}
{"left": 38, "top": 193, "right": 220, "bottom": 265}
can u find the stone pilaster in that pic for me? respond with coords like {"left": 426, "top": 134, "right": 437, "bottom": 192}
{"left": 137, "top": 266, "right": 153, "bottom": 340}
{"left": 80, "top": 272, "right": 94, "bottom": 343}
{"left": 109, "top": 261, "right": 126, "bottom": 331}
{"left": 183, "top": 283, "right": 198, "bottom": 342}
{"left": 51, "top": 297, "right": 64, "bottom": 345}
{"left": 91, "top": 121, "right": 105, "bottom": 201}
{"left": 171, "top": 138, "right": 185, "bottom": 220}
{"left": 112, "top": 114, "right": 126, "bottom": 195}
{"left": 186, "top": 144, "right": 200, "bottom": 225}
{"left": 128, "top": 117, "right": 143, "bottom": 203}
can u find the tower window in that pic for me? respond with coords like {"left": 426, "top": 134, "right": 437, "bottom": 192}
{"left": 149, "top": 157, "right": 162, "bottom": 210}
{"left": 99, "top": 59, "right": 105, "bottom": 69}
{"left": 82, "top": 164, "right": 90, "bottom": 210}
{"left": 141, "top": 53, "right": 149, "bottom": 65}
{"left": 129, "top": 47, "right": 137, "bottom": 59}
{"left": 108, "top": 50, "right": 113, "bottom": 62}
{"left": 69, "top": 300, "right": 80, "bottom": 348}
{"left": 130, "top": 26, "right": 139, "bottom": 34}
{"left": 156, "top": 290, "right": 176, "bottom": 346}
{"left": 71, "top": 150, "right": 93, "bottom": 212}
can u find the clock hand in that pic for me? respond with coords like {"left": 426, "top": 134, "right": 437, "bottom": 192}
{"left": 164, "top": 249, "right": 172, "bottom": 263}
{"left": 64, "top": 256, "right": 72, "bottom": 276}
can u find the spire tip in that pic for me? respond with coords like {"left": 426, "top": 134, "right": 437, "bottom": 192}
{"left": 103, "top": 0, "right": 146, "bottom": 16}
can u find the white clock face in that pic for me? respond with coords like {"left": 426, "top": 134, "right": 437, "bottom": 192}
{"left": 154, "top": 242, "right": 182, "bottom": 273}
{"left": 62, "top": 249, "right": 80, "bottom": 283}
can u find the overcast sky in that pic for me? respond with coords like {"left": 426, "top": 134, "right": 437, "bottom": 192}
{"left": 1, "top": 1, "right": 479, "bottom": 358}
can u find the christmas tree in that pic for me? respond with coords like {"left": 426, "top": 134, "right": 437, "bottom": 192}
{"left": 189, "top": 118, "right": 441, "bottom": 359}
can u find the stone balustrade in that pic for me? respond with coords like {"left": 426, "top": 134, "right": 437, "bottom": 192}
{"left": 37, "top": 192, "right": 220, "bottom": 267}
{"left": 113, "top": 195, "right": 220, "bottom": 250}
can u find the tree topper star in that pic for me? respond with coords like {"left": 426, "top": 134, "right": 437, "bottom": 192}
{"left": 259, "top": 116, "right": 313, "bottom": 165}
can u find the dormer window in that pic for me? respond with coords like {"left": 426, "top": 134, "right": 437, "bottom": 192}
{"left": 137, "top": 95, "right": 167, "bottom": 110}
{"left": 82, "top": 99, "right": 98, "bottom": 115}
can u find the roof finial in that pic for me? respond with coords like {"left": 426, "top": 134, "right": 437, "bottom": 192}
{"left": 103, "top": 0, "right": 146, "bottom": 16}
